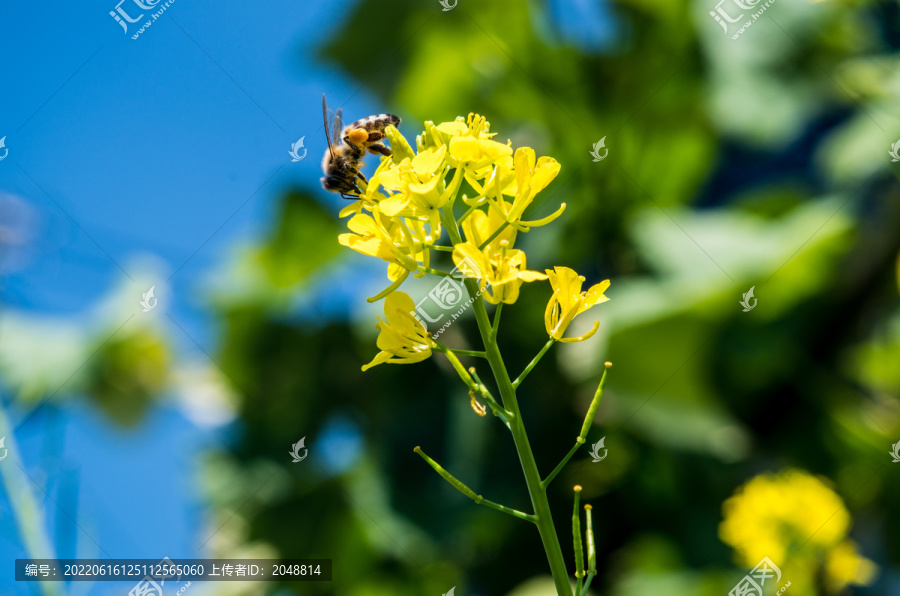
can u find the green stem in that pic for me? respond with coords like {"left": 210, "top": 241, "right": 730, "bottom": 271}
{"left": 419, "top": 266, "right": 455, "bottom": 277}
{"left": 414, "top": 447, "right": 536, "bottom": 523}
{"left": 513, "top": 339, "right": 556, "bottom": 389}
{"left": 477, "top": 220, "right": 511, "bottom": 251}
{"left": 434, "top": 343, "right": 510, "bottom": 423}
{"left": 573, "top": 486, "right": 584, "bottom": 594}
{"left": 490, "top": 303, "right": 503, "bottom": 343}
{"left": 581, "top": 575, "right": 595, "bottom": 596}
{"left": 543, "top": 440, "right": 584, "bottom": 489}
{"left": 442, "top": 204, "right": 573, "bottom": 596}
{"left": 448, "top": 349, "right": 487, "bottom": 359}
{"left": 543, "top": 362, "right": 612, "bottom": 489}
{"left": 427, "top": 244, "right": 455, "bottom": 253}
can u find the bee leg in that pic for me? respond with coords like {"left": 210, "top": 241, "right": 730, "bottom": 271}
{"left": 343, "top": 128, "right": 369, "bottom": 147}
{"left": 367, "top": 143, "right": 392, "bottom": 157}
{"left": 355, "top": 171, "right": 369, "bottom": 184}
{"left": 364, "top": 132, "right": 385, "bottom": 143}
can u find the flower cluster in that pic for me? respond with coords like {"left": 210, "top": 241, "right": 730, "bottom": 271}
{"left": 337, "top": 113, "right": 610, "bottom": 370}
{"left": 719, "top": 469, "right": 876, "bottom": 593}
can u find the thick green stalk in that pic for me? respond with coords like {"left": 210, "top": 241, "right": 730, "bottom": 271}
{"left": 442, "top": 204, "right": 573, "bottom": 596}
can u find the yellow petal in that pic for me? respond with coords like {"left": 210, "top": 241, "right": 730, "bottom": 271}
{"left": 378, "top": 195, "right": 409, "bottom": 217}
{"left": 580, "top": 279, "right": 611, "bottom": 312}
{"left": 518, "top": 270, "right": 549, "bottom": 282}
{"left": 361, "top": 350, "right": 393, "bottom": 371}
{"left": 514, "top": 147, "right": 536, "bottom": 195}
{"left": 531, "top": 157, "right": 561, "bottom": 193}
{"left": 436, "top": 120, "right": 469, "bottom": 136}
{"left": 452, "top": 243, "right": 490, "bottom": 280}
{"left": 449, "top": 136, "right": 483, "bottom": 162}
{"left": 518, "top": 202, "right": 567, "bottom": 228}
{"left": 558, "top": 320, "right": 600, "bottom": 343}
{"left": 412, "top": 145, "right": 447, "bottom": 177}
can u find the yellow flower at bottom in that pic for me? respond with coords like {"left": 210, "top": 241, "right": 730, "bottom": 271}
{"left": 719, "top": 469, "right": 877, "bottom": 593}
{"left": 362, "top": 291, "right": 436, "bottom": 371}
{"left": 544, "top": 267, "right": 610, "bottom": 342}
{"left": 826, "top": 540, "right": 878, "bottom": 592}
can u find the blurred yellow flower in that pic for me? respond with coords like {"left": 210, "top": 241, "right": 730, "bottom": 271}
{"left": 544, "top": 267, "right": 610, "bottom": 342}
{"left": 362, "top": 291, "right": 436, "bottom": 371}
{"left": 720, "top": 469, "right": 876, "bottom": 593}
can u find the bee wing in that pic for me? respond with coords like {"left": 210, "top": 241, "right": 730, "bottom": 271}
{"left": 322, "top": 94, "right": 336, "bottom": 161}
{"left": 333, "top": 107, "right": 344, "bottom": 147}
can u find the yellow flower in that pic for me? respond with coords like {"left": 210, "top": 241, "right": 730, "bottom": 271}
{"left": 720, "top": 469, "right": 877, "bottom": 592}
{"left": 338, "top": 213, "right": 420, "bottom": 271}
{"left": 543, "top": 267, "right": 610, "bottom": 342}
{"left": 452, "top": 239, "right": 546, "bottom": 305}
{"left": 374, "top": 145, "right": 450, "bottom": 232}
{"left": 428, "top": 114, "right": 513, "bottom": 178}
{"left": 362, "top": 291, "right": 436, "bottom": 371}
{"left": 826, "top": 540, "right": 878, "bottom": 592}
{"left": 460, "top": 202, "right": 517, "bottom": 253}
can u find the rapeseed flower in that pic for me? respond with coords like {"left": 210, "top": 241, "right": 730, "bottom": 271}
{"left": 544, "top": 267, "right": 610, "bottom": 342}
{"left": 362, "top": 291, "right": 436, "bottom": 371}
{"left": 452, "top": 239, "right": 547, "bottom": 305}
{"left": 720, "top": 469, "right": 876, "bottom": 593}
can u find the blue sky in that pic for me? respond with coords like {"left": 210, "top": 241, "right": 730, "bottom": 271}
{"left": 0, "top": 2, "right": 381, "bottom": 593}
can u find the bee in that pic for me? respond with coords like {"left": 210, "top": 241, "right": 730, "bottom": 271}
{"left": 320, "top": 94, "right": 401, "bottom": 199}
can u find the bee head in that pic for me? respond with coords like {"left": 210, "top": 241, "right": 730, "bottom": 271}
{"left": 321, "top": 175, "right": 344, "bottom": 192}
